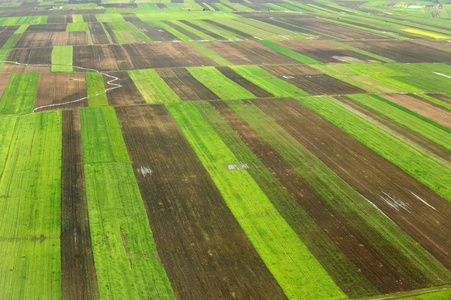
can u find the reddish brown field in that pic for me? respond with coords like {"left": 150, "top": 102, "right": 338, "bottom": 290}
{"left": 115, "top": 105, "right": 287, "bottom": 299}
{"left": 14, "top": 32, "right": 88, "bottom": 48}
{"left": 253, "top": 97, "right": 451, "bottom": 270}
{"left": 215, "top": 66, "right": 274, "bottom": 97}
{"left": 34, "top": 73, "right": 88, "bottom": 111}
{"left": 88, "top": 23, "right": 110, "bottom": 45}
{"left": 103, "top": 71, "right": 145, "bottom": 106}
{"left": 0, "top": 74, "right": 11, "bottom": 99}
{"left": 261, "top": 65, "right": 366, "bottom": 95}
{"left": 380, "top": 93, "right": 451, "bottom": 128}
{"left": 334, "top": 95, "right": 451, "bottom": 164}
{"left": 344, "top": 40, "right": 451, "bottom": 63}
{"left": 276, "top": 40, "right": 381, "bottom": 63}
{"left": 61, "top": 110, "right": 98, "bottom": 300}
{"left": 203, "top": 41, "right": 301, "bottom": 65}
{"left": 178, "top": 20, "right": 227, "bottom": 40}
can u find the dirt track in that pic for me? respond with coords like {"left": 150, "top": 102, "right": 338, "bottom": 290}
{"left": 115, "top": 105, "right": 287, "bottom": 299}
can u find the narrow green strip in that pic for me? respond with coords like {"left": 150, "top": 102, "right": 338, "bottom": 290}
{"left": 129, "top": 69, "right": 181, "bottom": 103}
{"left": 51, "top": 46, "right": 73, "bottom": 73}
{"left": 188, "top": 41, "right": 231, "bottom": 66}
{"left": 258, "top": 40, "right": 323, "bottom": 64}
{"left": 85, "top": 72, "right": 108, "bottom": 107}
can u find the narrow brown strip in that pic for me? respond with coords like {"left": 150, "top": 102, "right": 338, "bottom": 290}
{"left": 115, "top": 105, "right": 287, "bottom": 299}
{"left": 103, "top": 71, "right": 145, "bottom": 106}
{"left": 172, "top": 68, "right": 220, "bottom": 100}
{"left": 216, "top": 66, "right": 274, "bottom": 98}
{"left": 88, "top": 23, "right": 110, "bottom": 45}
{"left": 178, "top": 20, "right": 227, "bottom": 40}
{"left": 156, "top": 68, "right": 200, "bottom": 101}
{"left": 102, "top": 23, "right": 119, "bottom": 44}
{"left": 210, "top": 100, "right": 432, "bottom": 294}
{"left": 253, "top": 97, "right": 451, "bottom": 270}
{"left": 161, "top": 20, "right": 203, "bottom": 40}
{"left": 61, "top": 110, "right": 99, "bottom": 300}
{"left": 202, "top": 19, "right": 253, "bottom": 39}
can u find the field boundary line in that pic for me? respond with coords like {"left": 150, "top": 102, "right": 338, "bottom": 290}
{"left": 0, "top": 60, "right": 122, "bottom": 113}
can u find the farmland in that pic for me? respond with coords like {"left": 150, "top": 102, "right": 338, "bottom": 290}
{"left": 0, "top": 0, "right": 450, "bottom": 299}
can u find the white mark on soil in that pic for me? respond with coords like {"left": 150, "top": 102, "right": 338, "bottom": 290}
{"left": 434, "top": 72, "right": 451, "bottom": 79}
{"left": 381, "top": 192, "right": 411, "bottom": 211}
{"left": 282, "top": 75, "right": 295, "bottom": 79}
{"left": 410, "top": 191, "right": 437, "bottom": 211}
{"left": 224, "top": 162, "right": 250, "bottom": 170}
{"left": 0, "top": 60, "right": 123, "bottom": 113}
{"left": 137, "top": 166, "right": 153, "bottom": 177}
{"left": 361, "top": 194, "right": 393, "bottom": 221}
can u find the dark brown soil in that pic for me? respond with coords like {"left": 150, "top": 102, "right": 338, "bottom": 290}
{"left": 25, "top": 24, "right": 67, "bottom": 32}
{"left": 61, "top": 110, "right": 99, "bottom": 300}
{"left": 8, "top": 47, "right": 52, "bottom": 65}
{"left": 334, "top": 95, "right": 451, "bottom": 163}
{"left": 102, "top": 23, "right": 119, "bottom": 44}
{"left": 162, "top": 20, "right": 203, "bottom": 40}
{"left": 0, "top": 26, "right": 19, "bottom": 48}
{"left": 178, "top": 20, "right": 227, "bottom": 40}
{"left": 34, "top": 73, "right": 88, "bottom": 111}
{"left": 14, "top": 32, "right": 88, "bottom": 48}
{"left": 262, "top": 65, "right": 367, "bottom": 95}
{"left": 103, "top": 71, "right": 145, "bottom": 106}
{"left": 215, "top": 66, "right": 274, "bottom": 97}
{"left": 203, "top": 41, "right": 301, "bottom": 65}
{"left": 115, "top": 105, "right": 288, "bottom": 299}
{"left": 172, "top": 68, "right": 220, "bottom": 100}
{"left": 253, "top": 97, "right": 451, "bottom": 271}
{"left": 120, "top": 13, "right": 141, "bottom": 22}
{"left": 156, "top": 68, "right": 200, "bottom": 101}
{"left": 47, "top": 15, "right": 73, "bottom": 24}
{"left": 88, "top": 23, "right": 110, "bottom": 45}
{"left": 82, "top": 14, "right": 97, "bottom": 23}
{"left": 130, "top": 21, "right": 178, "bottom": 41}
{"left": 202, "top": 19, "right": 254, "bottom": 39}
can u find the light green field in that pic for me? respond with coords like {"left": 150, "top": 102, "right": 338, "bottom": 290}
{"left": 0, "top": 73, "right": 39, "bottom": 115}
{"left": 129, "top": 69, "right": 181, "bottom": 103}
{"left": 51, "top": 46, "right": 73, "bottom": 73}
{"left": 85, "top": 72, "right": 108, "bottom": 107}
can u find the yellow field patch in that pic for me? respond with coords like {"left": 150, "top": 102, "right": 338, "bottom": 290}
{"left": 403, "top": 28, "right": 449, "bottom": 39}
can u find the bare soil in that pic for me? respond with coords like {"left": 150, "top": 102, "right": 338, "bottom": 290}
{"left": 25, "top": 24, "right": 67, "bottom": 33}
{"left": 47, "top": 15, "right": 73, "bottom": 24}
{"left": 0, "top": 74, "right": 11, "bottom": 100}
{"left": 34, "top": 73, "right": 88, "bottom": 111}
{"left": 102, "top": 71, "right": 145, "bottom": 106}
{"left": 156, "top": 68, "right": 200, "bottom": 101}
{"left": 162, "top": 20, "right": 203, "bottom": 40}
{"left": 0, "top": 26, "right": 19, "bottom": 48}
{"left": 82, "top": 14, "right": 97, "bottom": 23}
{"left": 14, "top": 32, "right": 88, "bottom": 48}
{"left": 115, "top": 105, "right": 288, "bottom": 299}
{"left": 178, "top": 20, "right": 227, "bottom": 40}
{"left": 130, "top": 21, "right": 178, "bottom": 41}
{"left": 172, "top": 68, "right": 220, "bottom": 100}
{"left": 102, "top": 23, "right": 119, "bottom": 44}
{"left": 88, "top": 23, "right": 110, "bottom": 45}
{"left": 380, "top": 93, "right": 451, "bottom": 128}
{"left": 216, "top": 66, "right": 274, "bottom": 97}
{"left": 253, "top": 97, "right": 451, "bottom": 271}
{"left": 61, "top": 110, "right": 99, "bottom": 300}
{"left": 202, "top": 19, "right": 255, "bottom": 39}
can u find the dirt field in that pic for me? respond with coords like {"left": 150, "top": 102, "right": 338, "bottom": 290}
{"left": 0, "top": 74, "right": 11, "bottom": 99}
{"left": 178, "top": 20, "right": 227, "bottom": 40}
{"left": 215, "top": 66, "right": 274, "bottom": 97}
{"left": 115, "top": 105, "right": 287, "bottom": 299}
{"left": 47, "top": 15, "right": 73, "bottom": 24}
{"left": 276, "top": 40, "right": 382, "bottom": 63}
{"left": 203, "top": 41, "right": 301, "bottom": 65}
{"left": 172, "top": 68, "right": 220, "bottom": 100}
{"left": 34, "top": 73, "right": 88, "bottom": 111}
{"left": 344, "top": 40, "right": 451, "bottom": 63}
{"left": 156, "top": 68, "right": 201, "bottom": 101}
{"left": 380, "top": 93, "right": 451, "bottom": 128}
{"left": 4, "top": 48, "right": 51, "bottom": 73}
{"left": 103, "top": 71, "right": 145, "bottom": 106}
{"left": 82, "top": 14, "right": 97, "bottom": 23}
{"left": 202, "top": 19, "right": 255, "bottom": 39}
{"left": 334, "top": 95, "right": 451, "bottom": 164}
{"left": 130, "top": 21, "right": 178, "bottom": 41}
{"left": 253, "top": 97, "right": 451, "bottom": 270}
{"left": 102, "top": 23, "right": 119, "bottom": 44}
{"left": 14, "top": 32, "right": 88, "bottom": 48}
{"left": 261, "top": 65, "right": 366, "bottom": 95}
{"left": 88, "top": 23, "right": 110, "bottom": 45}
{"left": 162, "top": 21, "right": 203, "bottom": 40}
{"left": 61, "top": 110, "right": 99, "bottom": 300}
{"left": 0, "top": 26, "right": 19, "bottom": 48}
{"left": 25, "top": 24, "right": 67, "bottom": 32}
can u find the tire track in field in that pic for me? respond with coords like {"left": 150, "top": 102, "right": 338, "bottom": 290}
{"left": 0, "top": 60, "right": 122, "bottom": 113}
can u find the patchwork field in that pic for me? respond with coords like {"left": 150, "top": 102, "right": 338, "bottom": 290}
{"left": 0, "top": 0, "right": 450, "bottom": 299}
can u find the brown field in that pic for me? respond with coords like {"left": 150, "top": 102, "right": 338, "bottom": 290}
{"left": 156, "top": 68, "right": 201, "bottom": 101}
{"left": 130, "top": 21, "right": 178, "bottom": 41}
{"left": 120, "top": 13, "right": 141, "bottom": 23}
{"left": 73, "top": 43, "right": 218, "bottom": 71}
{"left": 115, "top": 105, "right": 287, "bottom": 299}
{"left": 203, "top": 40, "right": 301, "bottom": 65}
{"left": 88, "top": 23, "right": 110, "bottom": 45}
{"left": 0, "top": 74, "right": 11, "bottom": 99}
{"left": 82, "top": 14, "right": 97, "bottom": 23}
{"left": 171, "top": 68, "right": 220, "bottom": 100}
{"left": 333, "top": 95, "right": 451, "bottom": 165}
{"left": 14, "top": 32, "right": 88, "bottom": 48}
{"left": 344, "top": 40, "right": 451, "bottom": 63}
{"left": 4, "top": 48, "right": 51, "bottom": 72}
{"left": 61, "top": 110, "right": 98, "bottom": 300}
{"left": 261, "top": 65, "right": 366, "bottom": 95}
{"left": 253, "top": 97, "right": 451, "bottom": 270}
{"left": 178, "top": 20, "right": 227, "bottom": 40}
{"left": 34, "top": 73, "right": 88, "bottom": 111}
{"left": 380, "top": 93, "right": 451, "bottom": 128}
{"left": 202, "top": 19, "right": 255, "bottom": 39}
{"left": 25, "top": 24, "right": 67, "bottom": 32}
{"left": 276, "top": 40, "right": 382, "bottom": 63}
{"left": 162, "top": 20, "right": 203, "bottom": 40}
{"left": 102, "top": 23, "right": 119, "bottom": 44}
{"left": 103, "top": 71, "right": 145, "bottom": 106}
{"left": 47, "top": 15, "right": 73, "bottom": 24}
{"left": 0, "top": 26, "right": 18, "bottom": 48}
{"left": 215, "top": 66, "right": 274, "bottom": 97}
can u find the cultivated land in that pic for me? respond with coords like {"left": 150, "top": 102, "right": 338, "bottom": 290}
{"left": 0, "top": 0, "right": 450, "bottom": 299}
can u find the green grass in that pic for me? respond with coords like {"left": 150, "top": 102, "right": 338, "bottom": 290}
{"left": 231, "top": 65, "right": 309, "bottom": 97}
{"left": 0, "top": 73, "right": 39, "bottom": 115}
{"left": 85, "top": 72, "right": 108, "bottom": 107}
{"left": 187, "top": 66, "right": 255, "bottom": 99}
{"left": 295, "top": 95, "right": 451, "bottom": 200}
{"left": 66, "top": 22, "right": 89, "bottom": 32}
{"left": 80, "top": 106, "right": 175, "bottom": 299}
{"left": 0, "top": 16, "right": 47, "bottom": 26}
{"left": 129, "top": 69, "right": 181, "bottom": 103}
{"left": 166, "top": 102, "right": 346, "bottom": 300}
{"left": 348, "top": 94, "right": 451, "bottom": 150}
{"left": 108, "top": 22, "right": 151, "bottom": 44}
{"left": 257, "top": 40, "right": 324, "bottom": 64}
{"left": 72, "top": 14, "right": 84, "bottom": 23}
{"left": 51, "top": 46, "right": 73, "bottom": 73}
{"left": 0, "top": 112, "right": 62, "bottom": 300}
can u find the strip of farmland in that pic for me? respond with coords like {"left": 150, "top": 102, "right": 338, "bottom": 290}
{"left": 0, "top": 72, "right": 39, "bottom": 115}
{"left": 254, "top": 98, "right": 451, "bottom": 269}
{"left": 103, "top": 71, "right": 145, "bottom": 106}
{"left": 61, "top": 110, "right": 98, "bottom": 300}
{"left": 215, "top": 66, "right": 274, "bottom": 97}
{"left": 0, "top": 26, "right": 19, "bottom": 48}
{"left": 161, "top": 20, "right": 204, "bottom": 40}
{"left": 171, "top": 68, "right": 220, "bottom": 100}
{"left": 34, "top": 73, "right": 87, "bottom": 112}
{"left": 88, "top": 23, "right": 110, "bottom": 45}
{"left": 85, "top": 72, "right": 108, "bottom": 107}
{"left": 80, "top": 106, "right": 175, "bottom": 299}
{"left": 166, "top": 102, "right": 347, "bottom": 299}
{"left": 51, "top": 45, "right": 73, "bottom": 73}
{"left": 0, "top": 112, "right": 62, "bottom": 299}
{"left": 202, "top": 19, "right": 255, "bottom": 39}
{"left": 210, "top": 99, "right": 448, "bottom": 294}
{"left": 115, "top": 104, "right": 288, "bottom": 299}
{"left": 129, "top": 69, "right": 181, "bottom": 103}
{"left": 178, "top": 20, "right": 227, "bottom": 40}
